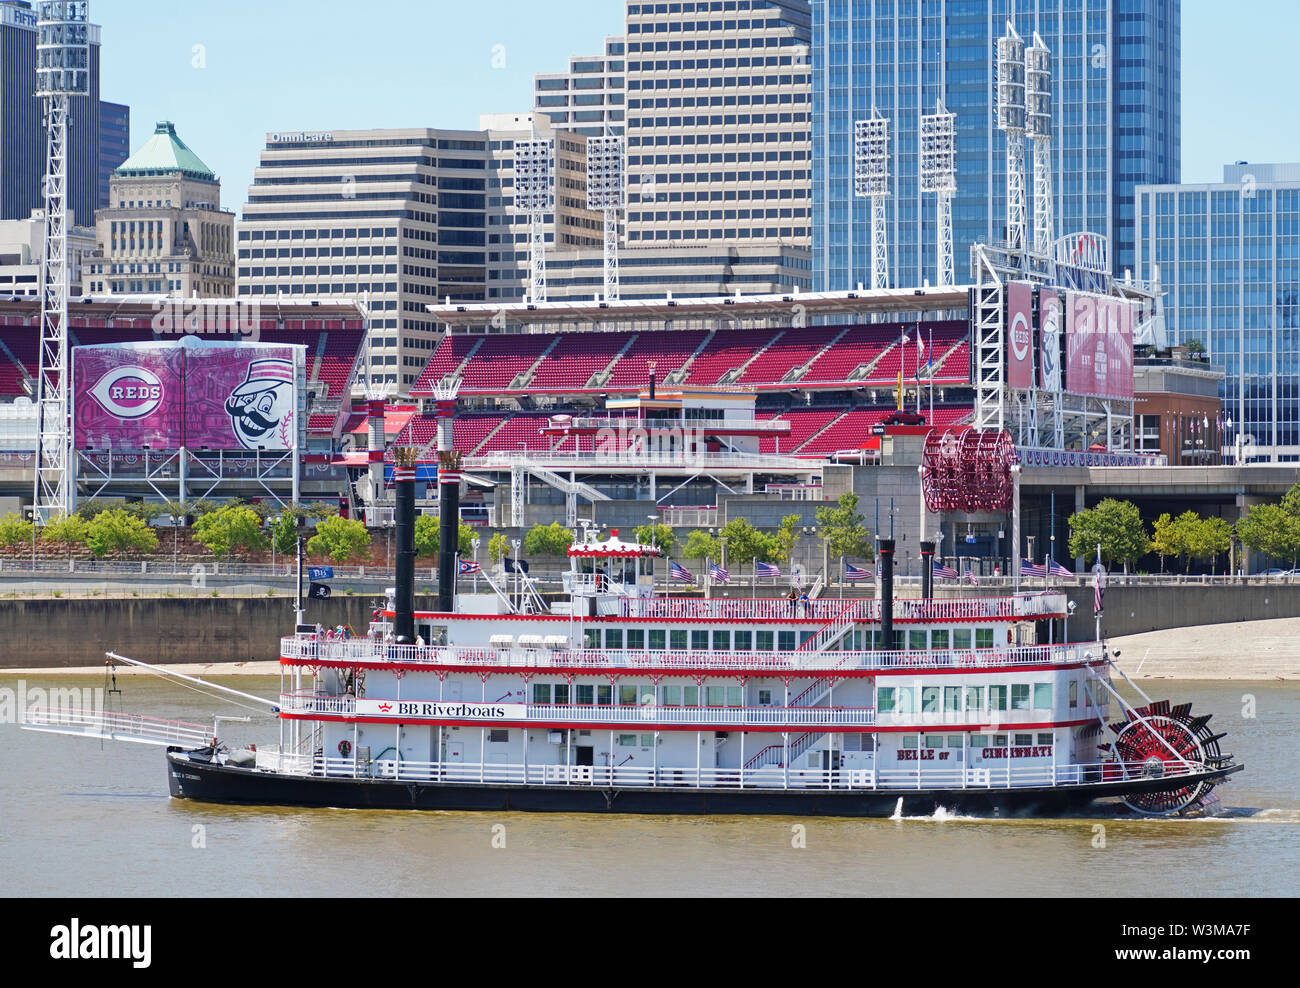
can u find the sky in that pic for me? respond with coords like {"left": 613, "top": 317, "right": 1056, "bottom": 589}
{"left": 90, "top": 0, "right": 1300, "bottom": 217}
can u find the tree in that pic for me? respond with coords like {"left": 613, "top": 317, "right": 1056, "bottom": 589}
{"left": 1067, "top": 499, "right": 1149, "bottom": 569}
{"left": 682, "top": 529, "right": 718, "bottom": 560}
{"left": 0, "top": 513, "right": 32, "bottom": 550}
{"left": 1190, "top": 516, "right": 1232, "bottom": 575}
{"left": 306, "top": 516, "right": 371, "bottom": 563}
{"left": 717, "top": 517, "right": 778, "bottom": 564}
{"left": 414, "top": 514, "right": 475, "bottom": 559}
{"left": 1149, "top": 512, "right": 1180, "bottom": 573}
{"left": 771, "top": 514, "right": 802, "bottom": 565}
{"left": 41, "top": 514, "right": 89, "bottom": 553}
{"left": 1182, "top": 337, "right": 1206, "bottom": 359}
{"left": 816, "top": 492, "right": 873, "bottom": 560}
{"left": 85, "top": 509, "right": 158, "bottom": 559}
{"left": 192, "top": 506, "right": 268, "bottom": 559}
{"left": 272, "top": 513, "right": 299, "bottom": 557}
{"left": 1236, "top": 502, "right": 1300, "bottom": 574}
{"left": 124, "top": 501, "right": 164, "bottom": 523}
{"left": 523, "top": 522, "right": 574, "bottom": 556}
{"left": 634, "top": 522, "right": 677, "bottom": 558}
{"left": 487, "top": 532, "right": 509, "bottom": 565}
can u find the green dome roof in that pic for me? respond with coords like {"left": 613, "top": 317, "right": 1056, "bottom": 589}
{"left": 114, "top": 121, "right": 216, "bottom": 182}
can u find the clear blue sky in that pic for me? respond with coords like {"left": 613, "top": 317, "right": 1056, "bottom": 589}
{"left": 94, "top": 0, "right": 1299, "bottom": 215}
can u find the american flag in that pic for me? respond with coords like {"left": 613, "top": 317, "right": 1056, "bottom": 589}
{"left": 457, "top": 559, "right": 482, "bottom": 576}
{"left": 755, "top": 561, "right": 781, "bottom": 578}
{"left": 1094, "top": 567, "right": 1104, "bottom": 615}
{"left": 1021, "top": 560, "right": 1047, "bottom": 578}
{"left": 670, "top": 561, "right": 695, "bottom": 584}
{"left": 845, "top": 562, "right": 872, "bottom": 581}
{"left": 964, "top": 569, "right": 979, "bottom": 585}
{"left": 709, "top": 562, "right": 731, "bottom": 584}
{"left": 1048, "top": 560, "right": 1073, "bottom": 577}
{"left": 932, "top": 561, "right": 959, "bottom": 580}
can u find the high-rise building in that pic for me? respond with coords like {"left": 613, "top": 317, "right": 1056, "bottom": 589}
{"left": 237, "top": 128, "right": 490, "bottom": 390}
{"left": 98, "top": 99, "right": 129, "bottom": 208}
{"left": 82, "top": 121, "right": 235, "bottom": 297}
{"left": 811, "top": 0, "right": 1180, "bottom": 290}
{"left": 624, "top": 0, "right": 813, "bottom": 247}
{"left": 0, "top": 209, "right": 95, "bottom": 297}
{"left": 1136, "top": 163, "right": 1300, "bottom": 461}
{"left": 0, "top": 0, "right": 101, "bottom": 226}
{"left": 534, "top": 36, "right": 626, "bottom": 138}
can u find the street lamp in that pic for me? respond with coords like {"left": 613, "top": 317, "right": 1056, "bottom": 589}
{"left": 471, "top": 535, "right": 481, "bottom": 593}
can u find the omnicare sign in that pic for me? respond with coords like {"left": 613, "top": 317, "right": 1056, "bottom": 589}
{"left": 269, "top": 132, "right": 335, "bottom": 144}
{"left": 356, "top": 700, "right": 528, "bottom": 721}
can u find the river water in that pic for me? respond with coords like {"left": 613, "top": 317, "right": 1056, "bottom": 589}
{"left": 0, "top": 675, "right": 1295, "bottom": 897}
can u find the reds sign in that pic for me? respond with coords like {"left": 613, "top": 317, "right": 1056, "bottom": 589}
{"left": 1006, "top": 281, "right": 1035, "bottom": 389}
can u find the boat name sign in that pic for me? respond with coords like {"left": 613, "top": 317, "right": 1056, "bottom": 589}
{"left": 356, "top": 700, "right": 526, "bottom": 720}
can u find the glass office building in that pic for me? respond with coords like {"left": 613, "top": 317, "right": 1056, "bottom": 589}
{"left": 1136, "top": 164, "right": 1300, "bottom": 460}
{"left": 811, "top": 0, "right": 1179, "bottom": 290}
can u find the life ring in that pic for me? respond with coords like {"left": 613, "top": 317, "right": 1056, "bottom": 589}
{"left": 338, "top": 739, "right": 352, "bottom": 757}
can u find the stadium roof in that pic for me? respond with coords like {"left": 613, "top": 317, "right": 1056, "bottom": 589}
{"left": 115, "top": 121, "right": 217, "bottom": 182}
{"left": 426, "top": 286, "right": 972, "bottom": 332}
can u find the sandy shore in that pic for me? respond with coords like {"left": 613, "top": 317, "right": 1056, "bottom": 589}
{"left": 5, "top": 617, "right": 1300, "bottom": 680}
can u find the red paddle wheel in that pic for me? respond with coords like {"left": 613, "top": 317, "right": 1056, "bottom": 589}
{"left": 1099, "top": 700, "right": 1227, "bottom": 814}
{"left": 921, "top": 429, "right": 1018, "bottom": 514}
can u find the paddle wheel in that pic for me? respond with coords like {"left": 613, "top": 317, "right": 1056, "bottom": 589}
{"left": 921, "top": 428, "right": 1018, "bottom": 513}
{"left": 1101, "top": 700, "right": 1227, "bottom": 815}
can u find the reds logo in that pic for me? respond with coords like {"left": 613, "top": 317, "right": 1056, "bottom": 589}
{"left": 88, "top": 367, "right": 164, "bottom": 420}
{"left": 1010, "top": 309, "right": 1031, "bottom": 362}
{"left": 224, "top": 358, "right": 295, "bottom": 450}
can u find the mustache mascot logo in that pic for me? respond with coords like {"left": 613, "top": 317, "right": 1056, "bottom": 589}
{"left": 224, "top": 359, "right": 295, "bottom": 450}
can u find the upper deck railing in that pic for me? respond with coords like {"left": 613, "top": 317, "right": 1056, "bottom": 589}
{"left": 281, "top": 638, "right": 1096, "bottom": 674}
{"left": 617, "top": 593, "right": 1068, "bottom": 622}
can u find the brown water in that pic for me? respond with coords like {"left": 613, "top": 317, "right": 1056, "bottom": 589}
{"left": 1, "top": 676, "right": 1296, "bottom": 897}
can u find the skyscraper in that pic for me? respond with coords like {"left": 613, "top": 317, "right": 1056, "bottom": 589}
{"left": 0, "top": 0, "right": 101, "bottom": 225}
{"left": 811, "top": 0, "right": 1180, "bottom": 290}
{"left": 98, "top": 99, "right": 129, "bottom": 208}
{"left": 534, "top": 36, "right": 627, "bottom": 138}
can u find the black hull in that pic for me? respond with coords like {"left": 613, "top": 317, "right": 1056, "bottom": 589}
{"left": 166, "top": 750, "right": 1245, "bottom": 818}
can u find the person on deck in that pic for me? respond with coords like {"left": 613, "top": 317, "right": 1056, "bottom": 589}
{"left": 787, "top": 586, "right": 798, "bottom": 615}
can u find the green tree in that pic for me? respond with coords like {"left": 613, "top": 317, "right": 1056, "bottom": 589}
{"left": 487, "top": 532, "right": 509, "bottom": 565}
{"left": 717, "top": 517, "right": 778, "bottom": 564}
{"left": 1067, "top": 498, "right": 1149, "bottom": 569}
{"left": 1236, "top": 502, "right": 1300, "bottom": 574}
{"left": 304, "top": 500, "right": 340, "bottom": 520}
{"left": 682, "top": 529, "right": 718, "bottom": 560}
{"left": 523, "top": 522, "right": 574, "bottom": 556}
{"left": 816, "top": 492, "right": 874, "bottom": 560}
{"left": 771, "top": 514, "right": 802, "bottom": 565}
{"left": 192, "top": 505, "right": 268, "bottom": 559}
{"left": 306, "top": 516, "right": 371, "bottom": 563}
{"left": 1149, "top": 512, "right": 1181, "bottom": 573}
{"left": 633, "top": 522, "right": 677, "bottom": 558}
{"left": 0, "top": 513, "right": 32, "bottom": 550}
{"left": 85, "top": 509, "right": 159, "bottom": 559}
{"left": 414, "top": 514, "right": 475, "bottom": 559}
{"left": 41, "top": 514, "right": 89, "bottom": 552}
{"left": 1189, "top": 516, "right": 1232, "bottom": 575}
{"left": 124, "top": 501, "right": 164, "bottom": 523}
{"left": 272, "top": 512, "right": 299, "bottom": 557}
{"left": 73, "top": 497, "right": 112, "bottom": 521}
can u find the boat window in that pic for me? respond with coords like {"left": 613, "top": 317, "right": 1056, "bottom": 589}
{"left": 944, "top": 686, "right": 962, "bottom": 712}
{"left": 598, "top": 685, "right": 612, "bottom": 705}
{"left": 713, "top": 629, "right": 730, "bottom": 650}
{"left": 975, "top": 628, "right": 994, "bottom": 649}
{"left": 922, "top": 686, "right": 940, "bottom": 713}
{"left": 1037, "top": 733, "right": 1054, "bottom": 746}
{"left": 757, "top": 630, "right": 774, "bottom": 650}
{"left": 924, "top": 734, "right": 944, "bottom": 748}
{"left": 641, "top": 734, "right": 654, "bottom": 746}
{"left": 992, "top": 734, "right": 1007, "bottom": 745}
{"left": 1068, "top": 680, "right": 1078, "bottom": 708}
{"left": 971, "top": 734, "right": 989, "bottom": 747}
{"left": 931, "top": 629, "right": 949, "bottom": 650}
{"left": 584, "top": 628, "right": 601, "bottom": 649}
{"left": 1011, "top": 684, "right": 1031, "bottom": 711}
{"left": 895, "top": 686, "right": 916, "bottom": 713}
{"left": 639, "top": 687, "right": 656, "bottom": 706}
{"left": 727, "top": 687, "right": 742, "bottom": 707}
{"left": 1033, "top": 683, "right": 1052, "bottom": 709}
{"left": 1015, "top": 733, "right": 1033, "bottom": 746}
{"left": 692, "top": 630, "right": 709, "bottom": 651}
{"left": 952, "top": 628, "right": 972, "bottom": 649}
{"left": 576, "top": 685, "right": 594, "bottom": 705}
{"left": 555, "top": 684, "right": 571, "bottom": 705}
{"left": 877, "top": 687, "right": 895, "bottom": 713}
{"left": 619, "top": 685, "right": 638, "bottom": 706}
{"left": 684, "top": 685, "right": 699, "bottom": 706}
{"left": 965, "top": 686, "right": 984, "bottom": 712}
{"left": 605, "top": 628, "right": 624, "bottom": 650}
{"left": 649, "top": 629, "right": 666, "bottom": 650}
{"left": 627, "top": 628, "right": 645, "bottom": 650}
{"left": 533, "top": 683, "right": 552, "bottom": 704}
{"left": 758, "top": 689, "right": 772, "bottom": 705}
{"left": 909, "top": 630, "right": 927, "bottom": 651}
{"left": 670, "top": 629, "right": 687, "bottom": 649}
{"left": 707, "top": 686, "right": 725, "bottom": 706}
{"left": 489, "top": 729, "right": 509, "bottom": 743}
{"left": 734, "top": 629, "right": 753, "bottom": 650}
{"left": 947, "top": 735, "right": 963, "bottom": 748}
{"left": 660, "top": 684, "right": 682, "bottom": 706}
{"left": 989, "top": 685, "right": 1008, "bottom": 711}
{"left": 778, "top": 630, "right": 796, "bottom": 651}
{"left": 618, "top": 734, "right": 638, "bottom": 746}
{"left": 901, "top": 734, "right": 918, "bottom": 748}
{"left": 799, "top": 630, "right": 816, "bottom": 648}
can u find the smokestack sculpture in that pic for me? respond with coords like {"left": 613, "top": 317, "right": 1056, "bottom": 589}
{"left": 878, "top": 538, "right": 895, "bottom": 650}
{"left": 433, "top": 388, "right": 460, "bottom": 613}
{"left": 920, "top": 539, "right": 935, "bottom": 599}
{"left": 393, "top": 446, "right": 417, "bottom": 643}
{"left": 367, "top": 398, "right": 387, "bottom": 490}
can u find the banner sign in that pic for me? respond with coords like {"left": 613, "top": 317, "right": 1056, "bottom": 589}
{"left": 1006, "top": 281, "right": 1035, "bottom": 389}
{"left": 356, "top": 700, "right": 529, "bottom": 721}
{"left": 308, "top": 582, "right": 332, "bottom": 600}
{"left": 72, "top": 343, "right": 185, "bottom": 450}
{"left": 1039, "top": 289, "right": 1062, "bottom": 392}
{"left": 308, "top": 567, "right": 334, "bottom": 581}
{"left": 1064, "top": 292, "right": 1134, "bottom": 400}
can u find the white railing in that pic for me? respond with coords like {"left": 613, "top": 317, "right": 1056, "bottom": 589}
{"left": 616, "top": 593, "right": 1068, "bottom": 622}
{"left": 289, "top": 757, "right": 1212, "bottom": 792}
{"left": 23, "top": 706, "right": 213, "bottom": 747}
{"left": 281, "top": 637, "right": 1096, "bottom": 674}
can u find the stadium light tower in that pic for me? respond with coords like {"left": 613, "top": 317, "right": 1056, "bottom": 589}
{"left": 919, "top": 102, "right": 957, "bottom": 287}
{"left": 996, "top": 23, "right": 1027, "bottom": 254}
{"left": 586, "top": 133, "right": 626, "bottom": 301}
{"left": 853, "top": 112, "right": 891, "bottom": 291}
{"left": 33, "top": 1, "right": 90, "bottom": 525}
{"left": 513, "top": 137, "right": 555, "bottom": 305}
{"left": 1025, "top": 31, "right": 1054, "bottom": 256}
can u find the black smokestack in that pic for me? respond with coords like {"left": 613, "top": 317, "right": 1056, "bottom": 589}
{"left": 649, "top": 363, "right": 657, "bottom": 400}
{"left": 878, "top": 538, "right": 895, "bottom": 651}
{"left": 920, "top": 539, "right": 935, "bottom": 599}
{"left": 438, "top": 467, "right": 460, "bottom": 613}
{"left": 393, "top": 447, "right": 417, "bottom": 643}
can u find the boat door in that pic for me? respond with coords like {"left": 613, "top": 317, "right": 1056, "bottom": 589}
{"left": 446, "top": 741, "right": 465, "bottom": 763}
{"left": 821, "top": 749, "right": 842, "bottom": 786}
{"left": 575, "top": 746, "right": 595, "bottom": 767}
